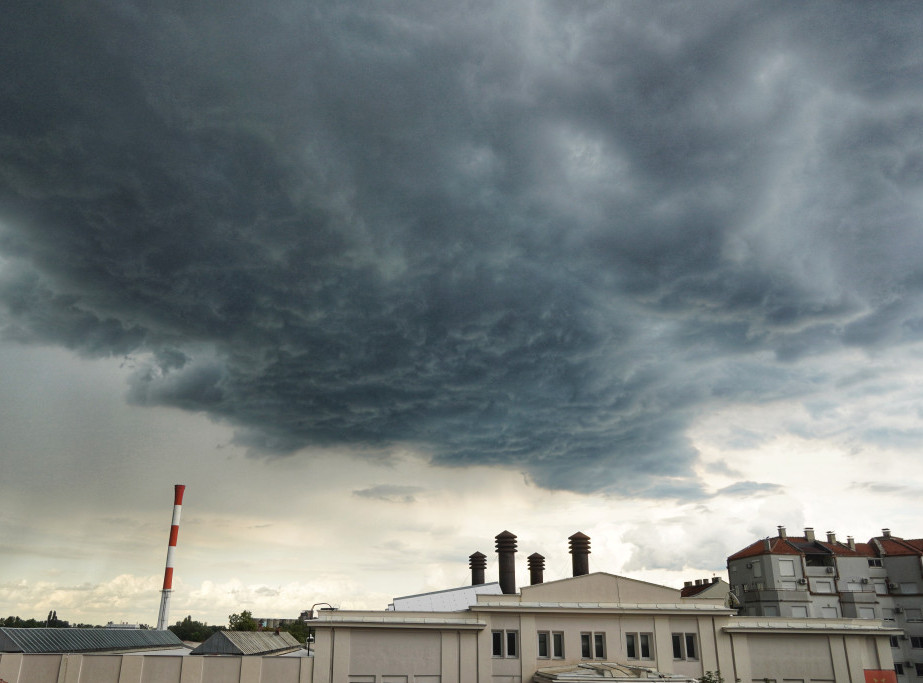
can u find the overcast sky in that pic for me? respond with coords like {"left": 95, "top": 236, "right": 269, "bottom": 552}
{"left": 2, "top": 1, "right": 923, "bottom": 627}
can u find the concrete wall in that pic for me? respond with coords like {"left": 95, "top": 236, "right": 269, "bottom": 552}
{"left": 0, "top": 653, "right": 313, "bottom": 683}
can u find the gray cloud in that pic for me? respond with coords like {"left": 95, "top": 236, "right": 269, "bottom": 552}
{"left": 715, "top": 481, "right": 783, "bottom": 498}
{"left": 353, "top": 485, "right": 423, "bottom": 504}
{"left": 1, "top": 2, "right": 922, "bottom": 497}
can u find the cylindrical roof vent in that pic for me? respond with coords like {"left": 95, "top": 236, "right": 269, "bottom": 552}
{"left": 528, "top": 553, "right": 545, "bottom": 585}
{"left": 495, "top": 531, "right": 517, "bottom": 594}
{"left": 469, "top": 552, "right": 486, "bottom": 586}
{"left": 569, "top": 532, "right": 591, "bottom": 577}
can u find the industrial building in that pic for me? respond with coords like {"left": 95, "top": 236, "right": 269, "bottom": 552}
{"left": 727, "top": 526, "right": 923, "bottom": 678}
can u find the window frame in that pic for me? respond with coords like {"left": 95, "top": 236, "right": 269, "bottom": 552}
{"left": 552, "top": 631, "right": 564, "bottom": 659}
{"left": 670, "top": 632, "right": 698, "bottom": 661}
{"left": 626, "top": 632, "right": 653, "bottom": 660}
{"left": 491, "top": 629, "right": 519, "bottom": 659}
{"left": 580, "top": 631, "right": 606, "bottom": 659}
{"left": 538, "top": 632, "right": 549, "bottom": 659}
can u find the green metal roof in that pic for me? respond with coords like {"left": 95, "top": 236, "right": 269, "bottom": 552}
{"left": 0, "top": 628, "right": 184, "bottom": 653}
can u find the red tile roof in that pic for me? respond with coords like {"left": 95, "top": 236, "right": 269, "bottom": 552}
{"left": 680, "top": 583, "right": 712, "bottom": 597}
{"left": 728, "top": 534, "right": 923, "bottom": 561}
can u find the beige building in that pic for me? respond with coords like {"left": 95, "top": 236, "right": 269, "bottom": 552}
{"left": 309, "top": 571, "right": 897, "bottom": 683}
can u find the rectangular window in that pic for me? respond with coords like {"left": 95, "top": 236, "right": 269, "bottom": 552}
{"left": 538, "top": 632, "right": 549, "bottom": 658}
{"left": 779, "top": 559, "right": 796, "bottom": 577}
{"left": 868, "top": 558, "right": 883, "bottom": 567}
{"left": 581, "top": 632, "right": 605, "bottom": 659}
{"left": 890, "top": 636, "right": 899, "bottom": 648}
{"left": 671, "top": 633, "right": 698, "bottom": 660}
{"left": 910, "top": 636, "right": 923, "bottom": 648}
{"left": 916, "top": 663, "right": 923, "bottom": 675}
{"left": 895, "top": 663, "right": 904, "bottom": 675}
{"left": 625, "top": 633, "right": 636, "bottom": 659}
{"left": 685, "top": 633, "right": 697, "bottom": 660}
{"left": 594, "top": 633, "right": 605, "bottom": 659}
{"left": 552, "top": 632, "right": 564, "bottom": 658}
{"left": 506, "top": 631, "right": 518, "bottom": 658}
{"left": 491, "top": 630, "right": 518, "bottom": 658}
{"left": 640, "top": 633, "right": 652, "bottom": 659}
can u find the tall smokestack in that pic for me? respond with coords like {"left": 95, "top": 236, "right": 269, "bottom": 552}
{"left": 528, "top": 553, "right": 545, "bottom": 585}
{"left": 495, "top": 531, "right": 517, "bottom": 594}
{"left": 156, "top": 485, "right": 185, "bottom": 630}
{"left": 569, "top": 532, "right": 590, "bottom": 576}
{"left": 469, "top": 552, "right": 486, "bottom": 586}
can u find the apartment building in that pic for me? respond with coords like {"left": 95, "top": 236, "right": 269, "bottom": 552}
{"left": 727, "top": 526, "right": 923, "bottom": 678}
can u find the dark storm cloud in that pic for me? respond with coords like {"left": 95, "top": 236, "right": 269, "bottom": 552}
{"left": 1, "top": 2, "right": 922, "bottom": 496}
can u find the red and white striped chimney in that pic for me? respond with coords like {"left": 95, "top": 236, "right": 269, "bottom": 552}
{"left": 156, "top": 484, "right": 185, "bottom": 630}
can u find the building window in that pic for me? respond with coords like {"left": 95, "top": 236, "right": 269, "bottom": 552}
{"left": 506, "top": 631, "right": 518, "bottom": 658}
{"left": 895, "top": 663, "right": 904, "bottom": 675}
{"left": 672, "top": 633, "right": 698, "bottom": 660}
{"left": 779, "top": 559, "right": 796, "bottom": 577}
{"left": 626, "top": 632, "right": 652, "bottom": 660}
{"left": 911, "top": 636, "right": 923, "bottom": 648}
{"left": 890, "top": 636, "right": 899, "bottom": 648}
{"left": 552, "top": 632, "right": 564, "bottom": 658}
{"left": 869, "top": 558, "right": 883, "bottom": 567}
{"left": 538, "top": 632, "right": 549, "bottom": 658}
{"left": 492, "top": 630, "right": 518, "bottom": 658}
{"left": 581, "top": 632, "right": 605, "bottom": 659}
{"left": 916, "top": 663, "right": 923, "bottom": 675}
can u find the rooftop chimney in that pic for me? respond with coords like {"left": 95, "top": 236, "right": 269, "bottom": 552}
{"left": 569, "top": 532, "right": 591, "bottom": 577}
{"left": 805, "top": 527, "right": 815, "bottom": 542}
{"left": 469, "top": 552, "right": 486, "bottom": 586}
{"left": 827, "top": 531, "right": 837, "bottom": 543}
{"left": 684, "top": 581, "right": 693, "bottom": 587}
{"left": 528, "top": 553, "right": 545, "bottom": 585}
{"left": 712, "top": 577, "right": 720, "bottom": 584}
{"left": 695, "top": 579, "right": 703, "bottom": 586}
{"left": 847, "top": 536, "right": 856, "bottom": 551}
{"left": 764, "top": 538, "right": 771, "bottom": 551}
{"left": 883, "top": 528, "right": 892, "bottom": 538}
{"left": 495, "top": 531, "right": 517, "bottom": 594}
{"left": 778, "top": 525, "right": 787, "bottom": 539}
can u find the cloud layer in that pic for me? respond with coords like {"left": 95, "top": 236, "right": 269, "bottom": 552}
{"left": 2, "top": 2, "right": 923, "bottom": 497}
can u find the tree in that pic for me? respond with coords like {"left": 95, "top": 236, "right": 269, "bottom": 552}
{"left": 169, "top": 615, "right": 223, "bottom": 642}
{"left": 699, "top": 673, "right": 725, "bottom": 683}
{"left": 228, "top": 610, "right": 258, "bottom": 631}
{"left": 279, "top": 619, "right": 310, "bottom": 644}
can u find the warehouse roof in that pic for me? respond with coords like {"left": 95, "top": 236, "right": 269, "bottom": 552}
{"left": 190, "top": 630, "right": 301, "bottom": 656}
{"left": 0, "top": 627, "right": 184, "bottom": 654}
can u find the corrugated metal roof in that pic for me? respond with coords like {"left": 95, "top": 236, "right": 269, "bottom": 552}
{"left": 190, "top": 630, "right": 301, "bottom": 656}
{"left": 0, "top": 628, "right": 184, "bottom": 653}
